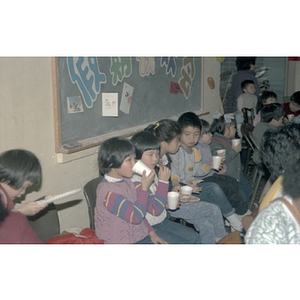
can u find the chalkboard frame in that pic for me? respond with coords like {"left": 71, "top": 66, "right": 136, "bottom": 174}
{"left": 52, "top": 57, "right": 205, "bottom": 154}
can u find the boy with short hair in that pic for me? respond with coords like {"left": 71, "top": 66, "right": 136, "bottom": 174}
{"left": 252, "top": 103, "right": 285, "bottom": 164}
{"left": 169, "top": 112, "right": 244, "bottom": 232}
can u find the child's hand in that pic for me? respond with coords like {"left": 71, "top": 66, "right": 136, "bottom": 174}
{"left": 187, "top": 183, "right": 202, "bottom": 194}
{"left": 219, "top": 164, "right": 227, "bottom": 174}
{"left": 141, "top": 170, "right": 155, "bottom": 192}
{"left": 149, "top": 231, "right": 168, "bottom": 244}
{"left": 179, "top": 193, "right": 191, "bottom": 203}
{"left": 17, "top": 201, "right": 48, "bottom": 216}
{"left": 172, "top": 184, "right": 181, "bottom": 193}
{"left": 232, "top": 143, "right": 241, "bottom": 153}
{"left": 158, "top": 165, "right": 171, "bottom": 182}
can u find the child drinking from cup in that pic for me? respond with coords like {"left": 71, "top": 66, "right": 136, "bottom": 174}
{"left": 95, "top": 137, "right": 171, "bottom": 244}
{"left": 130, "top": 131, "right": 200, "bottom": 243}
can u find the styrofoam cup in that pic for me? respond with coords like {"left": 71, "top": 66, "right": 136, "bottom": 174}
{"left": 231, "top": 139, "right": 241, "bottom": 147}
{"left": 180, "top": 185, "right": 193, "bottom": 197}
{"left": 132, "top": 160, "right": 152, "bottom": 176}
{"left": 217, "top": 149, "right": 226, "bottom": 160}
{"left": 212, "top": 156, "right": 222, "bottom": 170}
{"left": 288, "top": 114, "right": 294, "bottom": 122}
{"left": 167, "top": 192, "right": 180, "bottom": 210}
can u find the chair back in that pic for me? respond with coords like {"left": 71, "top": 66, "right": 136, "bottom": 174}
{"left": 241, "top": 123, "right": 255, "bottom": 151}
{"left": 83, "top": 176, "right": 103, "bottom": 229}
{"left": 242, "top": 107, "right": 255, "bottom": 124}
{"left": 27, "top": 203, "right": 60, "bottom": 243}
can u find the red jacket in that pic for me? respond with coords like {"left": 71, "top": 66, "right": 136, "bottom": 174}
{"left": 0, "top": 211, "right": 42, "bottom": 244}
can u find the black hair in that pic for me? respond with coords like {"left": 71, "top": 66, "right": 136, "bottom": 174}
{"left": 130, "top": 131, "right": 160, "bottom": 160}
{"left": 282, "top": 151, "right": 300, "bottom": 199}
{"left": 199, "top": 119, "right": 211, "bottom": 135}
{"left": 177, "top": 112, "right": 202, "bottom": 131}
{"left": 261, "top": 123, "right": 300, "bottom": 183}
{"left": 210, "top": 114, "right": 236, "bottom": 135}
{"left": 0, "top": 194, "right": 8, "bottom": 224}
{"left": 261, "top": 103, "right": 285, "bottom": 123}
{"left": 256, "top": 90, "right": 278, "bottom": 112}
{"left": 97, "top": 137, "right": 136, "bottom": 175}
{"left": 236, "top": 57, "right": 256, "bottom": 71}
{"left": 241, "top": 79, "right": 255, "bottom": 91}
{"left": 290, "top": 91, "right": 300, "bottom": 105}
{"left": 0, "top": 149, "right": 42, "bottom": 189}
{"left": 144, "top": 119, "right": 181, "bottom": 143}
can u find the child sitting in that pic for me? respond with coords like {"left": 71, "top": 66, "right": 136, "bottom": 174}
{"left": 130, "top": 131, "right": 200, "bottom": 243}
{"left": 253, "top": 91, "right": 277, "bottom": 127}
{"left": 144, "top": 119, "right": 228, "bottom": 243}
{"left": 281, "top": 91, "right": 300, "bottom": 122}
{"left": 210, "top": 112, "right": 252, "bottom": 205}
{"left": 0, "top": 149, "right": 48, "bottom": 216}
{"left": 94, "top": 137, "right": 171, "bottom": 244}
{"left": 252, "top": 103, "right": 285, "bottom": 164}
{"left": 169, "top": 112, "right": 244, "bottom": 232}
{"left": 196, "top": 118, "right": 250, "bottom": 216}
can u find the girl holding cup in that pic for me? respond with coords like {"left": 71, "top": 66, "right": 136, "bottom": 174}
{"left": 130, "top": 131, "right": 200, "bottom": 244}
{"left": 196, "top": 119, "right": 250, "bottom": 216}
{"left": 210, "top": 112, "right": 252, "bottom": 205}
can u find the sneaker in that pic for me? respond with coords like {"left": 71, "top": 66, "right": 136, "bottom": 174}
{"left": 226, "top": 213, "right": 244, "bottom": 232}
{"left": 237, "top": 209, "right": 252, "bottom": 220}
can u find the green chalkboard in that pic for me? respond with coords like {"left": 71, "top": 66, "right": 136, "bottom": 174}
{"left": 52, "top": 57, "right": 203, "bottom": 153}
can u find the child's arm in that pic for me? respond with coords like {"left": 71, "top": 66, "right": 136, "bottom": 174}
{"left": 132, "top": 180, "right": 168, "bottom": 216}
{"left": 103, "top": 188, "right": 150, "bottom": 224}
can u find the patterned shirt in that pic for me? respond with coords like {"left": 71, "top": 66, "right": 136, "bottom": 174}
{"left": 245, "top": 196, "right": 300, "bottom": 244}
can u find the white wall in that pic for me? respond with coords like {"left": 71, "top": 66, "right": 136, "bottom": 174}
{"left": 0, "top": 57, "right": 222, "bottom": 232}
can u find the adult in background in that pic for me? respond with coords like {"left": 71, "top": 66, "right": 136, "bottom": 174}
{"left": 226, "top": 57, "right": 260, "bottom": 114}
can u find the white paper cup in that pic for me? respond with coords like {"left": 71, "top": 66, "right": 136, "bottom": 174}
{"left": 231, "top": 139, "right": 241, "bottom": 147}
{"left": 288, "top": 114, "right": 294, "bottom": 122}
{"left": 167, "top": 191, "right": 180, "bottom": 210}
{"left": 212, "top": 156, "right": 222, "bottom": 170}
{"left": 180, "top": 185, "right": 193, "bottom": 197}
{"left": 132, "top": 160, "right": 152, "bottom": 176}
{"left": 217, "top": 149, "right": 226, "bottom": 160}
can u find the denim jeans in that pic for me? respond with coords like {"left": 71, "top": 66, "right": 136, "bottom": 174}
{"left": 238, "top": 172, "right": 252, "bottom": 204}
{"left": 196, "top": 181, "right": 235, "bottom": 217}
{"left": 136, "top": 213, "right": 200, "bottom": 244}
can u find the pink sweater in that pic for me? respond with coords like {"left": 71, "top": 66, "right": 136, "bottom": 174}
{"left": 94, "top": 178, "right": 151, "bottom": 244}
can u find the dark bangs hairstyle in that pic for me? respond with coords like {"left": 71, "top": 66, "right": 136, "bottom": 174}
{"left": 144, "top": 119, "right": 181, "bottom": 144}
{"left": 177, "top": 112, "right": 201, "bottom": 131}
{"left": 98, "top": 137, "right": 135, "bottom": 175}
{"left": 199, "top": 119, "right": 211, "bottom": 135}
{"left": 290, "top": 91, "right": 300, "bottom": 105}
{"left": 256, "top": 90, "right": 277, "bottom": 112}
{"left": 130, "top": 131, "right": 160, "bottom": 160}
{"left": 0, "top": 149, "right": 42, "bottom": 189}
{"left": 210, "top": 114, "right": 236, "bottom": 135}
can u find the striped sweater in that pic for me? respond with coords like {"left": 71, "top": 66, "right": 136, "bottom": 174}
{"left": 94, "top": 177, "right": 164, "bottom": 244}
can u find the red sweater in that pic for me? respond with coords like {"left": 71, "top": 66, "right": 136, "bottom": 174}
{"left": 0, "top": 211, "right": 42, "bottom": 244}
